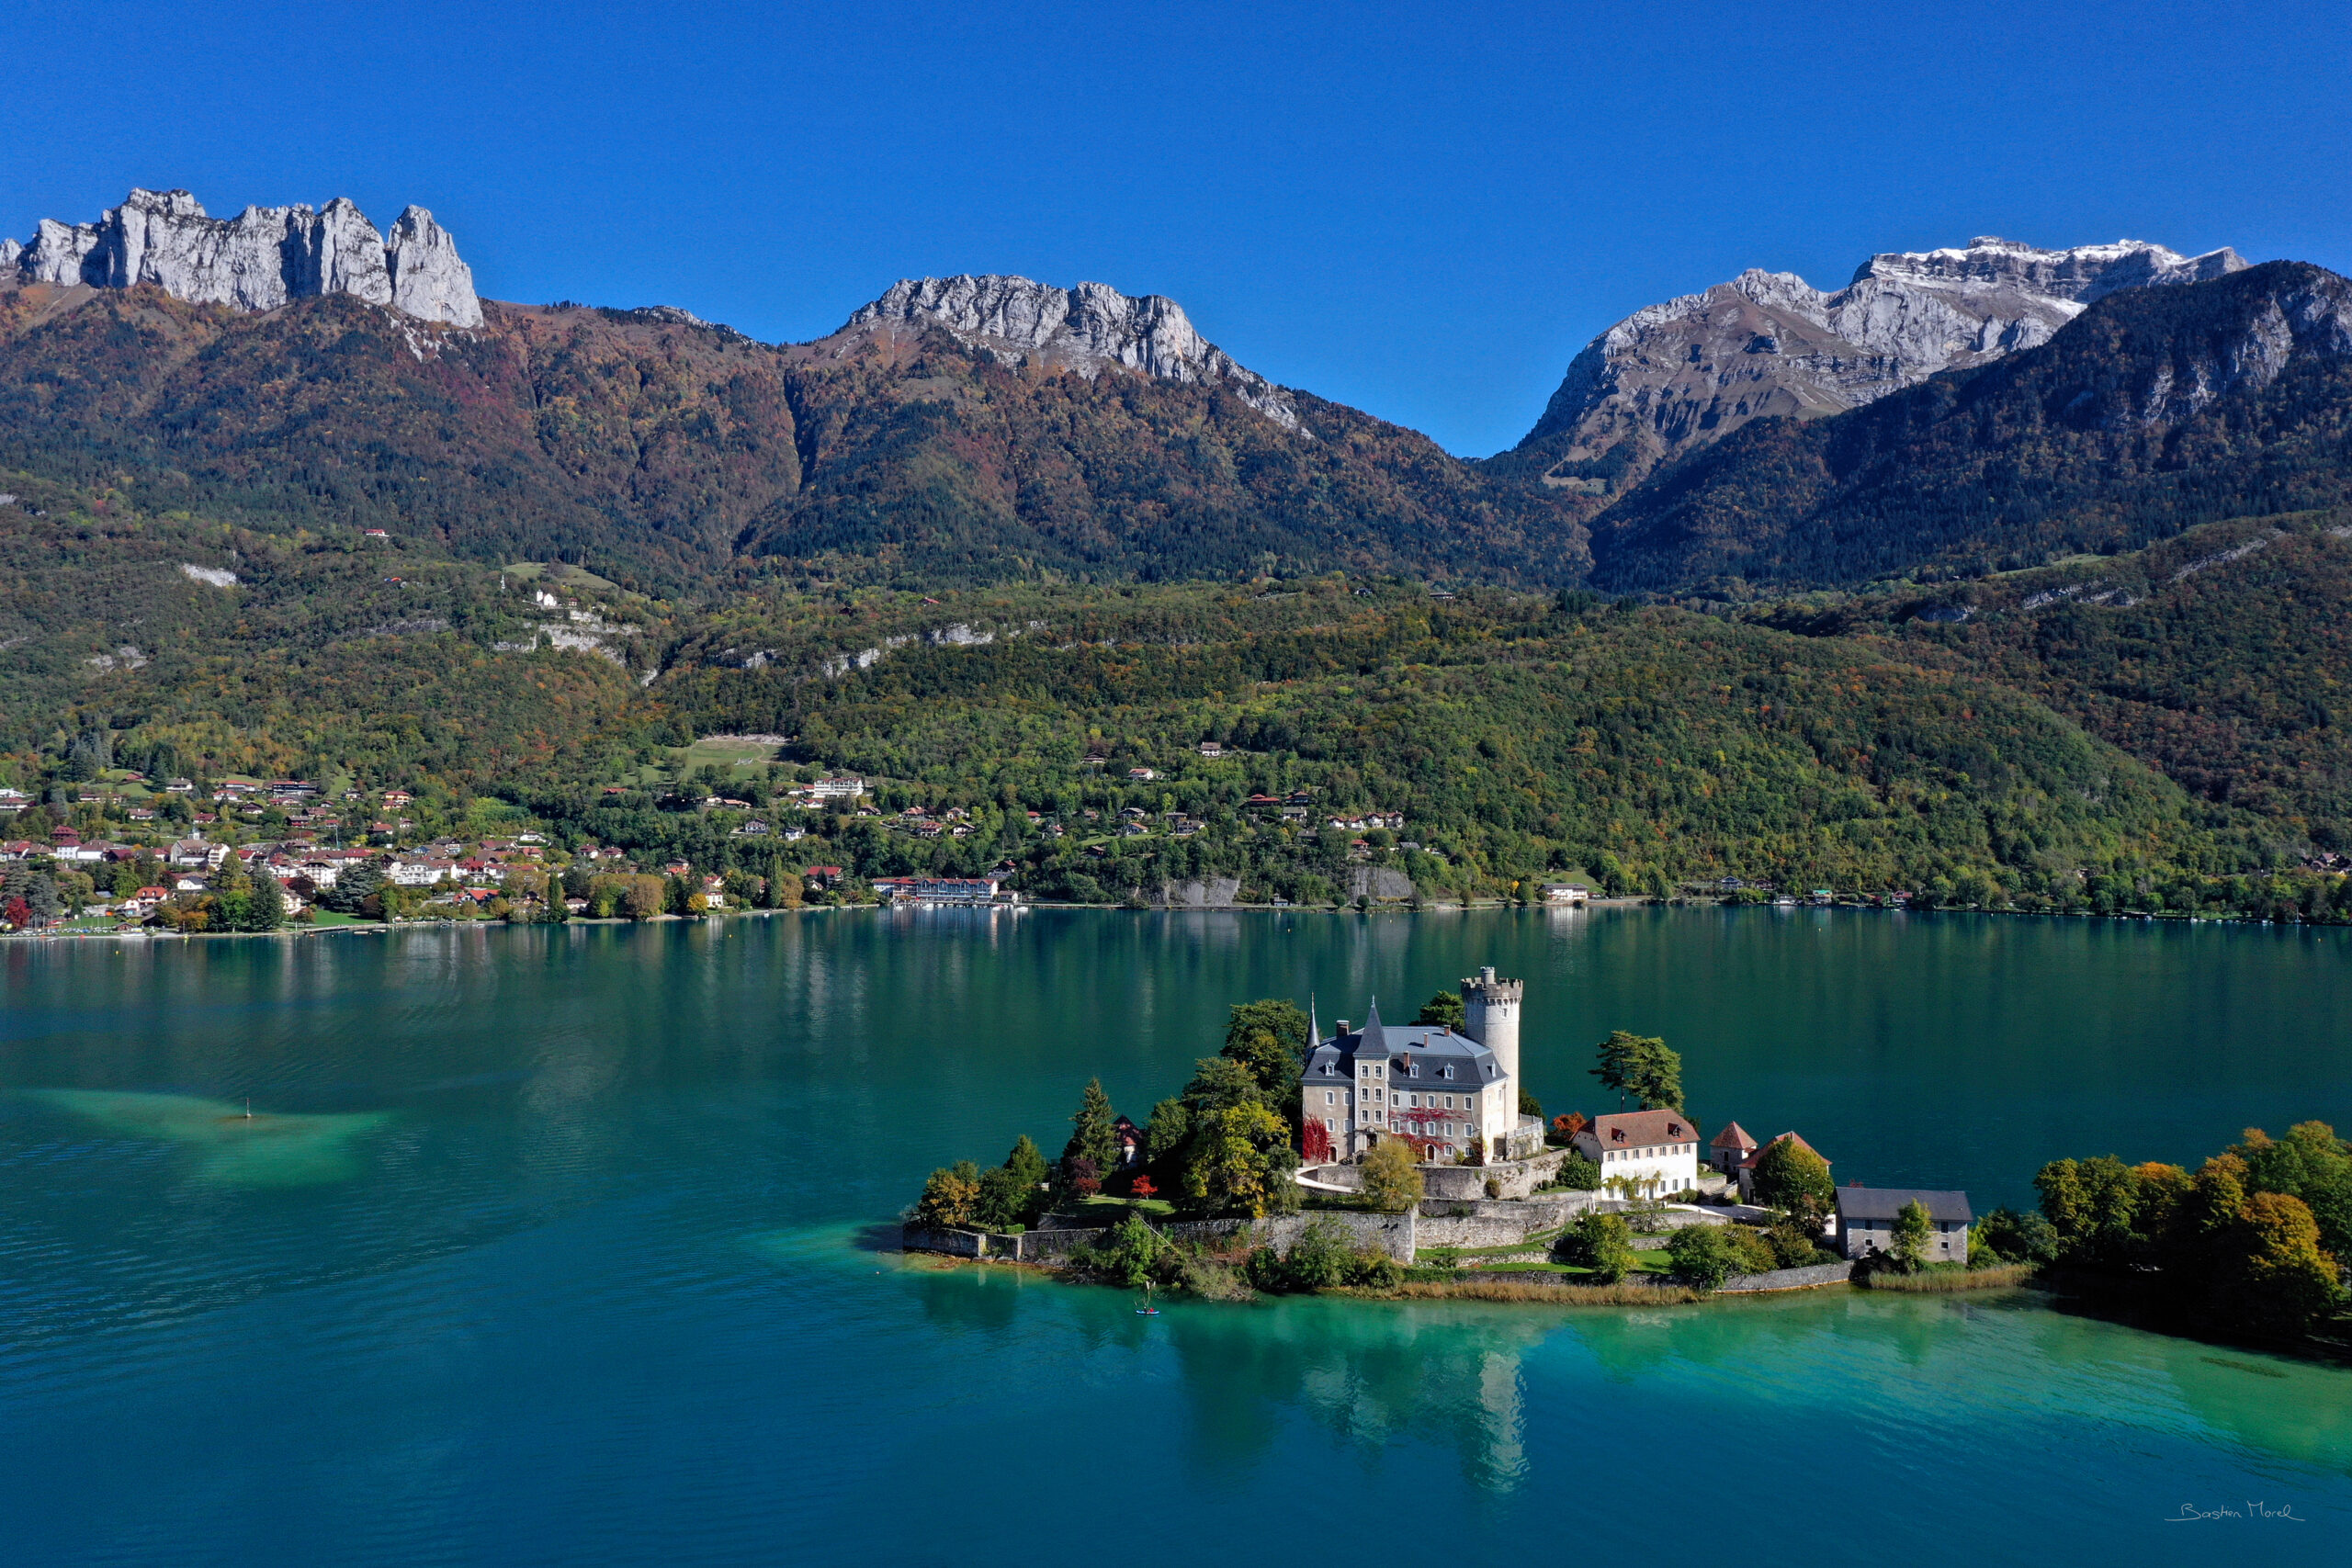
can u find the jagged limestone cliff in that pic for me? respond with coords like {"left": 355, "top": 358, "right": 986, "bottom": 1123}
{"left": 4, "top": 188, "right": 481, "bottom": 327}
{"left": 839, "top": 274, "right": 1299, "bottom": 430}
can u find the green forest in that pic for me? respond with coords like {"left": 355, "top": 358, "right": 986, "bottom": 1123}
{"left": 6, "top": 258, "right": 2352, "bottom": 924}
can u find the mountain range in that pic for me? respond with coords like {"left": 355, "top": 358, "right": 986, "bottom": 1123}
{"left": 6, "top": 186, "right": 2352, "bottom": 906}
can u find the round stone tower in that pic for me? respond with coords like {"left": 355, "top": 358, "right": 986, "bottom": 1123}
{"left": 1461, "top": 964, "right": 1524, "bottom": 1087}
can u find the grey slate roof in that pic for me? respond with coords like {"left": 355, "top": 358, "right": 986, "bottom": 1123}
{"left": 1836, "top": 1186, "right": 1973, "bottom": 1224}
{"left": 1300, "top": 998, "right": 1503, "bottom": 1085}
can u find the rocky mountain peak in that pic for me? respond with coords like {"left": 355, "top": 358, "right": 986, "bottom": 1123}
{"left": 1517, "top": 234, "right": 2248, "bottom": 487}
{"left": 1855, "top": 235, "right": 2245, "bottom": 302}
{"left": 5, "top": 188, "right": 481, "bottom": 328}
{"left": 842, "top": 274, "right": 1299, "bottom": 431}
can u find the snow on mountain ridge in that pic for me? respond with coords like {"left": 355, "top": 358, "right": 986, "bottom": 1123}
{"left": 1520, "top": 236, "right": 2247, "bottom": 484}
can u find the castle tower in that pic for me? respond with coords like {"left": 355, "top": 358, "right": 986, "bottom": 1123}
{"left": 1461, "top": 964, "right": 1524, "bottom": 1088}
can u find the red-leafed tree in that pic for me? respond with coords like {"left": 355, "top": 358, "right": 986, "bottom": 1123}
{"left": 1300, "top": 1119, "right": 1334, "bottom": 1163}
{"left": 1130, "top": 1176, "right": 1158, "bottom": 1201}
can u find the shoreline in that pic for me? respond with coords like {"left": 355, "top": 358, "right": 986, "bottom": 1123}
{"left": 2, "top": 895, "right": 2325, "bottom": 945}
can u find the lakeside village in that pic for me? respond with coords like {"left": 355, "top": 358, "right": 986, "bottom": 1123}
{"left": 907, "top": 967, "right": 2352, "bottom": 1344}
{"left": 0, "top": 770, "right": 1045, "bottom": 935}
{"left": 1, "top": 739, "right": 1978, "bottom": 940}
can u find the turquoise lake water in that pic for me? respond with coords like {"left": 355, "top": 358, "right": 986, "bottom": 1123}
{"left": 3, "top": 907, "right": 2348, "bottom": 1564}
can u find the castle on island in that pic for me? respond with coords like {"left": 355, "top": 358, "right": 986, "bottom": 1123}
{"left": 1301, "top": 966, "right": 1548, "bottom": 1162}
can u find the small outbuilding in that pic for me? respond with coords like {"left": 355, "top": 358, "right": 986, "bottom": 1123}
{"left": 1709, "top": 1121, "right": 1758, "bottom": 1177}
{"left": 1836, "top": 1185, "right": 1973, "bottom": 1262}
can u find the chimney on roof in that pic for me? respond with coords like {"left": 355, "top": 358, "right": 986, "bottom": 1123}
{"left": 1336, "top": 1020, "right": 1350, "bottom": 1037}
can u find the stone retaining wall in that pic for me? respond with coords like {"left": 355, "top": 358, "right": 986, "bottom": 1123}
{"left": 1717, "top": 1260, "right": 1853, "bottom": 1293}
{"left": 904, "top": 1219, "right": 1853, "bottom": 1292}
{"left": 907, "top": 1210, "right": 1418, "bottom": 1263}
{"left": 1302, "top": 1149, "right": 1575, "bottom": 1203}
{"left": 1417, "top": 1212, "right": 1567, "bottom": 1249}
{"left": 900, "top": 1224, "right": 989, "bottom": 1257}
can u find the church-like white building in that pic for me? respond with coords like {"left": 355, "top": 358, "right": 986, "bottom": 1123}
{"left": 1299, "top": 966, "right": 1546, "bottom": 1161}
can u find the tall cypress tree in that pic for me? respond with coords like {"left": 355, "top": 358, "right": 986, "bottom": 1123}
{"left": 247, "top": 871, "right": 286, "bottom": 931}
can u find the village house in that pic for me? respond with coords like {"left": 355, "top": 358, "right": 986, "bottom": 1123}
{"left": 1729, "top": 1130, "right": 1830, "bottom": 1201}
{"left": 1300, "top": 966, "right": 1543, "bottom": 1162}
{"left": 1837, "top": 1186, "right": 1973, "bottom": 1262}
{"left": 1540, "top": 882, "right": 1591, "bottom": 905}
{"left": 1574, "top": 1109, "right": 1703, "bottom": 1198}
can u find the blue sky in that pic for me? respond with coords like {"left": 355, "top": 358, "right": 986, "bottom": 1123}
{"left": 6, "top": 1, "right": 2347, "bottom": 455}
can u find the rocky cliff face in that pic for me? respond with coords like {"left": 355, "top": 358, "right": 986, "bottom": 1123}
{"left": 5, "top": 188, "right": 481, "bottom": 328}
{"left": 1517, "top": 237, "right": 2245, "bottom": 484}
{"left": 840, "top": 274, "right": 1299, "bottom": 430}
{"left": 1582, "top": 261, "right": 2352, "bottom": 595}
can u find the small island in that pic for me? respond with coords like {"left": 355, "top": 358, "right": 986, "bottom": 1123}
{"left": 902, "top": 964, "right": 2113, "bottom": 1309}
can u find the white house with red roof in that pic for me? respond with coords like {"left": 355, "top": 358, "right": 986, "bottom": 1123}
{"left": 1573, "top": 1109, "right": 1702, "bottom": 1199}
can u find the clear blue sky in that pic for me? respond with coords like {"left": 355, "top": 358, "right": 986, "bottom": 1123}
{"left": 6, "top": 1, "right": 2347, "bottom": 456}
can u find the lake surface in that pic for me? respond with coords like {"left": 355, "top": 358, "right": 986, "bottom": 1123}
{"left": 3, "top": 907, "right": 2348, "bottom": 1565}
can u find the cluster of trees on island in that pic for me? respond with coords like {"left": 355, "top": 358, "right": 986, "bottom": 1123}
{"left": 914, "top": 998, "right": 1322, "bottom": 1234}
{"left": 2019, "top": 1121, "right": 2350, "bottom": 1342}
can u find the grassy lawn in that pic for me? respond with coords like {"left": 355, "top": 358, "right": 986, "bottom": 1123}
{"left": 303, "top": 910, "right": 374, "bottom": 929}
{"left": 1419, "top": 1229, "right": 1568, "bottom": 1261}
{"left": 1075, "top": 1195, "right": 1177, "bottom": 1219}
{"left": 678, "top": 736, "right": 785, "bottom": 773}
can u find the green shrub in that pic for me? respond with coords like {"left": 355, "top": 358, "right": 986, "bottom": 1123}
{"left": 1558, "top": 1213, "right": 1636, "bottom": 1282}
{"left": 1246, "top": 1220, "right": 1403, "bottom": 1292}
{"left": 1665, "top": 1224, "right": 1772, "bottom": 1290}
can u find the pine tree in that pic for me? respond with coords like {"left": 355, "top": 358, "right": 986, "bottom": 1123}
{"left": 1062, "top": 1078, "right": 1121, "bottom": 1175}
{"left": 1590, "top": 1030, "right": 1683, "bottom": 1111}
{"left": 1004, "top": 1134, "right": 1050, "bottom": 1192}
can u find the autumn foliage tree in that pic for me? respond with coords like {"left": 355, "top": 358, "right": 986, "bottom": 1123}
{"left": 2032, "top": 1123, "right": 2349, "bottom": 1342}
{"left": 1299, "top": 1117, "right": 1334, "bottom": 1164}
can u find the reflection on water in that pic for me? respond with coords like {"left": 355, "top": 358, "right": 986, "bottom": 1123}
{"left": 24, "top": 1089, "right": 390, "bottom": 1186}
{"left": 873, "top": 1256, "right": 2352, "bottom": 1495}
{"left": 1160, "top": 1295, "right": 1545, "bottom": 1490}
{"left": 6, "top": 912, "right": 2352, "bottom": 1566}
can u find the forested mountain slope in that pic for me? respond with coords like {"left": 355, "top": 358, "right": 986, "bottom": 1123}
{"left": 0, "top": 281, "right": 1578, "bottom": 593}
{"left": 1586, "top": 262, "right": 2352, "bottom": 595}
{"left": 648, "top": 583, "right": 2272, "bottom": 905}
{"left": 1758, "top": 510, "right": 2352, "bottom": 847}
